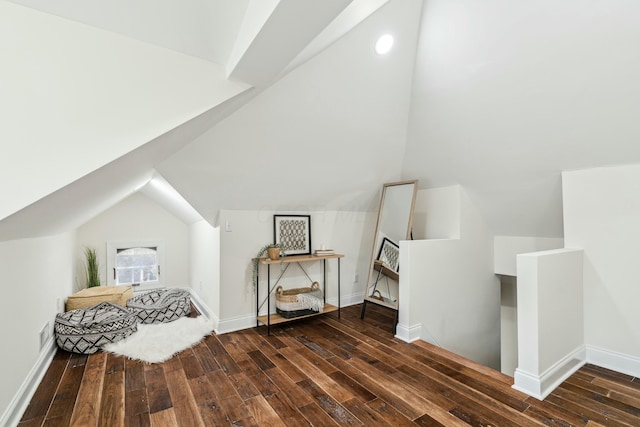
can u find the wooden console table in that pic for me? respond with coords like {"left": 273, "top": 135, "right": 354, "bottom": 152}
{"left": 255, "top": 253, "right": 343, "bottom": 334}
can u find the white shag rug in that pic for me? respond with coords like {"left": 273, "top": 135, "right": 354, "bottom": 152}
{"left": 102, "top": 316, "right": 214, "bottom": 364}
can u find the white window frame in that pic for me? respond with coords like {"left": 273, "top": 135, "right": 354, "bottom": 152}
{"left": 106, "top": 240, "right": 165, "bottom": 290}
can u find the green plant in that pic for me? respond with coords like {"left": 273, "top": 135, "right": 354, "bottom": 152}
{"left": 252, "top": 243, "right": 286, "bottom": 289}
{"left": 84, "top": 247, "right": 101, "bottom": 288}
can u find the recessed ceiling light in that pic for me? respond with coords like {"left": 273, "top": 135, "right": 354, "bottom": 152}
{"left": 375, "top": 34, "right": 394, "bottom": 55}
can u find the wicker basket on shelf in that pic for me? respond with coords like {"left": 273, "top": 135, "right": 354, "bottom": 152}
{"left": 275, "top": 282, "right": 324, "bottom": 318}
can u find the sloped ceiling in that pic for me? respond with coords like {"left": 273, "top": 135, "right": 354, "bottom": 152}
{"left": 156, "top": 0, "right": 423, "bottom": 221}
{"left": 403, "top": 0, "right": 640, "bottom": 237}
{"left": 1, "top": 0, "right": 390, "bottom": 240}
{"left": 0, "top": 0, "right": 250, "bottom": 224}
{"left": 6, "top": 0, "right": 640, "bottom": 241}
{"left": 6, "top": 0, "right": 250, "bottom": 64}
{"left": 0, "top": 104, "right": 239, "bottom": 240}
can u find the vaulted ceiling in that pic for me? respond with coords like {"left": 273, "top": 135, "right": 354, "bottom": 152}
{"left": 403, "top": 0, "right": 640, "bottom": 237}
{"left": 3, "top": 0, "right": 640, "bottom": 241}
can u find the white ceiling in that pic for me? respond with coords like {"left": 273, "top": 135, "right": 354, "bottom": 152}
{"left": 402, "top": 0, "right": 640, "bottom": 237}
{"left": 4, "top": 0, "right": 640, "bottom": 241}
{"left": 7, "top": 0, "right": 250, "bottom": 64}
{"left": 0, "top": 104, "right": 238, "bottom": 240}
{"left": 157, "top": 0, "right": 423, "bottom": 221}
{"left": 0, "top": 0, "right": 394, "bottom": 240}
{"left": 0, "top": 0, "right": 253, "bottom": 222}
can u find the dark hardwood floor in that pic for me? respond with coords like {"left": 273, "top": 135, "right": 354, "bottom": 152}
{"left": 18, "top": 303, "right": 640, "bottom": 426}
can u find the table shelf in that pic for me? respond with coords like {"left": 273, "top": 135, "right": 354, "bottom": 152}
{"left": 373, "top": 260, "right": 399, "bottom": 282}
{"left": 257, "top": 304, "right": 338, "bottom": 326}
{"left": 255, "top": 253, "right": 343, "bottom": 334}
{"left": 257, "top": 253, "right": 344, "bottom": 264}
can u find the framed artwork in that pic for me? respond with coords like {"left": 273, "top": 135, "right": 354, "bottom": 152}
{"left": 274, "top": 215, "right": 311, "bottom": 255}
{"left": 376, "top": 237, "right": 399, "bottom": 271}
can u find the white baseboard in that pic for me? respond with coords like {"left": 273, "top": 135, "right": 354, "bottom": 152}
{"left": 217, "top": 314, "right": 257, "bottom": 334}
{"left": 513, "top": 345, "right": 586, "bottom": 400}
{"left": 327, "top": 292, "right": 364, "bottom": 308}
{"left": 0, "top": 339, "right": 57, "bottom": 427}
{"left": 395, "top": 322, "right": 422, "bottom": 343}
{"left": 512, "top": 345, "right": 640, "bottom": 400}
{"left": 414, "top": 326, "right": 442, "bottom": 347}
{"left": 586, "top": 345, "right": 640, "bottom": 377}
{"left": 186, "top": 288, "right": 219, "bottom": 331}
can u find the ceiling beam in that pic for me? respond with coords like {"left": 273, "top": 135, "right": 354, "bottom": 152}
{"left": 227, "top": 0, "right": 353, "bottom": 87}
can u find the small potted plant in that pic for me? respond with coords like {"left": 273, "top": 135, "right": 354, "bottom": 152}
{"left": 266, "top": 245, "right": 281, "bottom": 261}
{"left": 84, "top": 247, "right": 101, "bottom": 288}
{"left": 252, "top": 243, "right": 286, "bottom": 289}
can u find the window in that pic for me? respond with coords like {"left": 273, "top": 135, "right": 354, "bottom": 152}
{"left": 115, "top": 247, "right": 158, "bottom": 284}
{"left": 107, "top": 241, "right": 165, "bottom": 287}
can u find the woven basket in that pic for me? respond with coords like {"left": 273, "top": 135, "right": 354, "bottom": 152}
{"left": 65, "top": 286, "right": 133, "bottom": 311}
{"left": 275, "top": 282, "right": 322, "bottom": 315}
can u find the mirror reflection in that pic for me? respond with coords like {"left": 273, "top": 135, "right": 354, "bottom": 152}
{"left": 361, "top": 180, "right": 418, "bottom": 331}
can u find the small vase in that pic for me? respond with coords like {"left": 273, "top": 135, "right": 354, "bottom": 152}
{"left": 267, "top": 247, "right": 280, "bottom": 260}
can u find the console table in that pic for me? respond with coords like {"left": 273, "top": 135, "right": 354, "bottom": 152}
{"left": 255, "top": 253, "right": 343, "bottom": 334}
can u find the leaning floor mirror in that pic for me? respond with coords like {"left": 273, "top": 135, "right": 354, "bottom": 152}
{"left": 361, "top": 179, "right": 418, "bottom": 332}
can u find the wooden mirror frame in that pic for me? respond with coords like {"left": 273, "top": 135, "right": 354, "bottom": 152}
{"left": 361, "top": 180, "right": 418, "bottom": 330}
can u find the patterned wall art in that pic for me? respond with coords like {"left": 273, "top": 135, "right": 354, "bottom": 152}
{"left": 274, "top": 215, "right": 311, "bottom": 255}
{"left": 377, "top": 237, "right": 399, "bottom": 271}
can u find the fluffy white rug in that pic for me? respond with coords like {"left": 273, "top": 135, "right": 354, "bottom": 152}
{"left": 102, "top": 316, "right": 214, "bottom": 364}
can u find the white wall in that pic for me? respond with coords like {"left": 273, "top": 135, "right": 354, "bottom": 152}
{"left": 494, "top": 235, "right": 564, "bottom": 376}
{"left": 412, "top": 186, "right": 460, "bottom": 240}
{"left": 189, "top": 220, "right": 220, "bottom": 324}
{"left": 494, "top": 236, "right": 564, "bottom": 276}
{"left": 76, "top": 192, "right": 190, "bottom": 290}
{"left": 563, "top": 164, "right": 640, "bottom": 373}
{"left": 399, "top": 185, "right": 500, "bottom": 369}
{"left": 217, "top": 209, "right": 376, "bottom": 333}
{"left": 0, "top": 232, "right": 75, "bottom": 426}
{"left": 514, "top": 248, "right": 584, "bottom": 399}
{"left": 500, "top": 275, "right": 517, "bottom": 376}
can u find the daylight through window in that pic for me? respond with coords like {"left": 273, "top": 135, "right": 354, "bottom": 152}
{"left": 115, "top": 247, "right": 159, "bottom": 285}
{"left": 107, "top": 240, "right": 165, "bottom": 287}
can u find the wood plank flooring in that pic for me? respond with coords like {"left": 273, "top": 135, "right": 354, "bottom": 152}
{"left": 19, "top": 304, "right": 640, "bottom": 426}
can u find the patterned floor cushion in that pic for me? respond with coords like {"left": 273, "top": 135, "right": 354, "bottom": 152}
{"left": 54, "top": 302, "right": 137, "bottom": 354}
{"left": 127, "top": 288, "right": 191, "bottom": 324}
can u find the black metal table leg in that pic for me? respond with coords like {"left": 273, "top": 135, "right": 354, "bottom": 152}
{"left": 393, "top": 308, "right": 398, "bottom": 335}
{"left": 267, "top": 264, "right": 271, "bottom": 336}
{"left": 338, "top": 258, "right": 341, "bottom": 318}
{"left": 322, "top": 259, "right": 326, "bottom": 304}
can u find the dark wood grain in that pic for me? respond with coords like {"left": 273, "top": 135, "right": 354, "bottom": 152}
{"left": 124, "top": 358, "right": 146, "bottom": 392}
{"left": 148, "top": 407, "right": 178, "bottom": 427}
{"left": 179, "top": 349, "right": 206, "bottom": 380}
{"left": 145, "top": 366, "right": 172, "bottom": 414}
{"left": 99, "top": 354, "right": 125, "bottom": 427}
{"left": 69, "top": 352, "right": 106, "bottom": 426}
{"left": 124, "top": 410, "right": 150, "bottom": 427}
{"left": 19, "top": 303, "right": 640, "bottom": 426}
{"left": 41, "top": 363, "right": 85, "bottom": 424}
{"left": 164, "top": 361, "right": 204, "bottom": 427}
{"left": 20, "top": 352, "right": 71, "bottom": 422}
